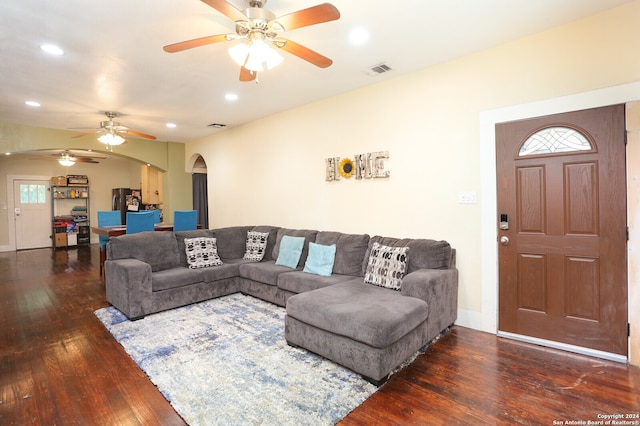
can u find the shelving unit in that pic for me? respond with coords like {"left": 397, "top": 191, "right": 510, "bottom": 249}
{"left": 51, "top": 183, "right": 90, "bottom": 249}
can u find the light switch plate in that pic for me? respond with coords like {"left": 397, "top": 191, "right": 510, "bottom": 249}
{"left": 458, "top": 192, "right": 477, "bottom": 204}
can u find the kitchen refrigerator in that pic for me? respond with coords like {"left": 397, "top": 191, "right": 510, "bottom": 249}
{"left": 112, "top": 188, "right": 141, "bottom": 225}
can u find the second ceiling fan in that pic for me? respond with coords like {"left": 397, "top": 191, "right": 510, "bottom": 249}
{"left": 163, "top": 0, "right": 340, "bottom": 82}
{"left": 72, "top": 111, "right": 157, "bottom": 146}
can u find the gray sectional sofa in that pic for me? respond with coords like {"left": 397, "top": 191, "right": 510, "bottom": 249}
{"left": 104, "top": 225, "right": 458, "bottom": 384}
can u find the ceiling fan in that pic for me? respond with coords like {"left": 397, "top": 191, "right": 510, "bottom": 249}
{"left": 163, "top": 0, "right": 340, "bottom": 82}
{"left": 30, "top": 150, "right": 106, "bottom": 166}
{"left": 71, "top": 111, "right": 157, "bottom": 146}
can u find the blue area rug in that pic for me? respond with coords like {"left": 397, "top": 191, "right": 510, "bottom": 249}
{"left": 95, "top": 293, "right": 379, "bottom": 425}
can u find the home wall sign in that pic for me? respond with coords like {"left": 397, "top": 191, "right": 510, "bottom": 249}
{"left": 326, "top": 151, "right": 390, "bottom": 181}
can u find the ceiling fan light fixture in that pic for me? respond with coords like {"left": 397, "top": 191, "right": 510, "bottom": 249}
{"left": 228, "top": 39, "right": 283, "bottom": 72}
{"left": 98, "top": 132, "right": 125, "bottom": 146}
{"left": 58, "top": 158, "right": 75, "bottom": 167}
{"left": 228, "top": 43, "right": 250, "bottom": 66}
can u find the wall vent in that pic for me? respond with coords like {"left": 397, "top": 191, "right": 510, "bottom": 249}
{"left": 367, "top": 63, "right": 393, "bottom": 76}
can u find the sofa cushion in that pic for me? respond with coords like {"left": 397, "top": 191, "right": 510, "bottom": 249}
{"left": 107, "top": 231, "right": 180, "bottom": 272}
{"left": 303, "top": 242, "right": 336, "bottom": 276}
{"left": 286, "top": 280, "right": 429, "bottom": 348}
{"left": 243, "top": 231, "right": 269, "bottom": 261}
{"left": 362, "top": 236, "right": 452, "bottom": 275}
{"left": 175, "top": 229, "right": 216, "bottom": 267}
{"left": 278, "top": 270, "right": 356, "bottom": 294}
{"left": 152, "top": 264, "right": 242, "bottom": 292}
{"left": 210, "top": 226, "right": 253, "bottom": 260}
{"left": 239, "top": 261, "right": 297, "bottom": 286}
{"left": 315, "top": 231, "right": 369, "bottom": 276}
{"left": 272, "top": 228, "right": 318, "bottom": 268}
{"left": 364, "top": 242, "right": 409, "bottom": 291}
{"left": 275, "top": 236, "right": 305, "bottom": 269}
{"left": 185, "top": 237, "right": 223, "bottom": 268}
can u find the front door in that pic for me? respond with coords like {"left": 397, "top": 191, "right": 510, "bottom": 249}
{"left": 13, "top": 179, "right": 51, "bottom": 250}
{"left": 496, "top": 104, "right": 628, "bottom": 356}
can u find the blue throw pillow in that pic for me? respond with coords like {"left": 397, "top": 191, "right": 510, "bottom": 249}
{"left": 275, "top": 235, "right": 305, "bottom": 269}
{"left": 303, "top": 242, "right": 337, "bottom": 276}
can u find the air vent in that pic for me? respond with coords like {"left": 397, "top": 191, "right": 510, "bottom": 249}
{"left": 208, "top": 123, "right": 226, "bottom": 128}
{"left": 367, "top": 63, "right": 393, "bottom": 76}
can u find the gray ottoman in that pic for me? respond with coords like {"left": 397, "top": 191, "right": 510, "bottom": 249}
{"left": 284, "top": 279, "right": 429, "bottom": 385}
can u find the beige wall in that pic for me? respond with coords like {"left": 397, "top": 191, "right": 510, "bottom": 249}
{"left": 186, "top": 1, "right": 640, "bottom": 363}
{"left": 166, "top": 142, "right": 194, "bottom": 217}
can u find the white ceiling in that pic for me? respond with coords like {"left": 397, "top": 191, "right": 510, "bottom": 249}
{"left": 0, "top": 0, "right": 632, "bottom": 144}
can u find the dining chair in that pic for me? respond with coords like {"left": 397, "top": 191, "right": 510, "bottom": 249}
{"left": 150, "top": 209, "right": 161, "bottom": 224}
{"left": 173, "top": 210, "right": 198, "bottom": 232}
{"left": 126, "top": 211, "right": 155, "bottom": 234}
{"left": 97, "top": 210, "right": 121, "bottom": 277}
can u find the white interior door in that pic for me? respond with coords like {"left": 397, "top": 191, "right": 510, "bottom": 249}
{"left": 13, "top": 179, "right": 51, "bottom": 249}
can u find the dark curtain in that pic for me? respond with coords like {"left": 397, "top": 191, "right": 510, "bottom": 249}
{"left": 192, "top": 173, "right": 209, "bottom": 228}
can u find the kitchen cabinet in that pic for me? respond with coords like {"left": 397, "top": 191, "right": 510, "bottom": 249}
{"left": 141, "top": 165, "right": 163, "bottom": 205}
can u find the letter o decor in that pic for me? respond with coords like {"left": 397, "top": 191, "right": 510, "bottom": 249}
{"left": 339, "top": 158, "right": 355, "bottom": 178}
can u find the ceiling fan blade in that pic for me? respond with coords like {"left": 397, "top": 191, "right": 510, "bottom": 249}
{"left": 277, "top": 39, "right": 333, "bottom": 68}
{"left": 200, "top": 0, "right": 247, "bottom": 23}
{"left": 163, "top": 34, "right": 230, "bottom": 53}
{"left": 74, "top": 158, "right": 99, "bottom": 163}
{"left": 274, "top": 3, "right": 340, "bottom": 31}
{"left": 122, "top": 130, "right": 157, "bottom": 140}
{"left": 71, "top": 131, "right": 100, "bottom": 139}
{"left": 239, "top": 66, "right": 257, "bottom": 82}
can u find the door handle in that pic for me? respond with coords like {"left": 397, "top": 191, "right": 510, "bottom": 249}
{"left": 500, "top": 236, "right": 510, "bottom": 245}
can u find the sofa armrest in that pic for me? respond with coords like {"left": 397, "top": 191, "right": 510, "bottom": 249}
{"left": 105, "top": 258, "right": 153, "bottom": 320}
{"left": 401, "top": 268, "right": 458, "bottom": 340}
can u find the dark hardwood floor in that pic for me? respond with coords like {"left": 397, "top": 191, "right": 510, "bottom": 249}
{"left": 1, "top": 245, "right": 638, "bottom": 425}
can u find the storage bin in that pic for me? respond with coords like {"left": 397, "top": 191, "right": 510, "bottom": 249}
{"left": 54, "top": 233, "right": 67, "bottom": 247}
{"left": 52, "top": 176, "right": 67, "bottom": 185}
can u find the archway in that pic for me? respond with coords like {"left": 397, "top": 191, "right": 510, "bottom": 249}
{"left": 189, "top": 154, "right": 208, "bottom": 228}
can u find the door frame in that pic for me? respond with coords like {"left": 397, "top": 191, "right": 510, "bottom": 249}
{"left": 4, "top": 174, "right": 52, "bottom": 252}
{"left": 478, "top": 81, "right": 640, "bottom": 364}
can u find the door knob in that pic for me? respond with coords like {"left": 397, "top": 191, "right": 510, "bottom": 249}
{"left": 500, "top": 236, "right": 510, "bottom": 245}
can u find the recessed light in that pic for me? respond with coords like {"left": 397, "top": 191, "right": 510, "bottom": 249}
{"left": 166, "top": 123, "right": 177, "bottom": 128}
{"left": 25, "top": 101, "right": 41, "bottom": 107}
{"left": 40, "top": 44, "right": 64, "bottom": 56}
{"left": 349, "top": 27, "right": 370, "bottom": 45}
{"left": 225, "top": 93, "right": 238, "bottom": 102}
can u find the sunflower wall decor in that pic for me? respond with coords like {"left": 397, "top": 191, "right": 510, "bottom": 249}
{"left": 325, "top": 151, "right": 390, "bottom": 182}
{"left": 339, "top": 158, "right": 355, "bottom": 178}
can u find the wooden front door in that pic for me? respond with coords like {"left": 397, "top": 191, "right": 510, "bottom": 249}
{"left": 496, "top": 104, "right": 628, "bottom": 356}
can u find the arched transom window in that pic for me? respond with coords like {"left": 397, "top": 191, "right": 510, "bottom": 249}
{"left": 518, "top": 126, "right": 592, "bottom": 157}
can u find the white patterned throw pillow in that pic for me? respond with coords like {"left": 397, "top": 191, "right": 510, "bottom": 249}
{"left": 364, "top": 242, "right": 409, "bottom": 290}
{"left": 243, "top": 231, "right": 269, "bottom": 262}
{"left": 185, "top": 237, "right": 223, "bottom": 268}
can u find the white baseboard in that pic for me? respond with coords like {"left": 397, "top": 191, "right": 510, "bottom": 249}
{"left": 455, "top": 308, "right": 484, "bottom": 331}
{"left": 0, "top": 245, "right": 13, "bottom": 252}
